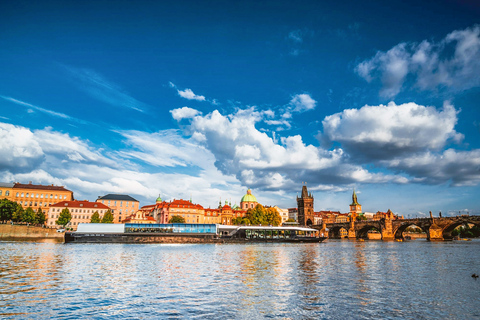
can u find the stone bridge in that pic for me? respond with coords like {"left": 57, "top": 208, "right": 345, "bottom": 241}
{"left": 316, "top": 215, "right": 480, "bottom": 241}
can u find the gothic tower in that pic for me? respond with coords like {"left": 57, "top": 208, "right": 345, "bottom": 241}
{"left": 297, "top": 184, "right": 314, "bottom": 226}
{"left": 349, "top": 189, "right": 362, "bottom": 220}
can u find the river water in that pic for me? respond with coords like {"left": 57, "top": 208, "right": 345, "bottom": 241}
{"left": 1, "top": 239, "right": 479, "bottom": 319}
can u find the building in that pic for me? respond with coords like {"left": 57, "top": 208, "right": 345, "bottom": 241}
{"left": 288, "top": 208, "right": 298, "bottom": 222}
{"left": 240, "top": 189, "right": 258, "bottom": 210}
{"left": 152, "top": 198, "right": 205, "bottom": 224}
{"left": 0, "top": 182, "right": 74, "bottom": 212}
{"left": 314, "top": 211, "right": 341, "bottom": 225}
{"left": 273, "top": 206, "right": 289, "bottom": 223}
{"left": 47, "top": 200, "right": 110, "bottom": 230}
{"left": 297, "top": 185, "right": 314, "bottom": 226}
{"left": 204, "top": 201, "right": 246, "bottom": 225}
{"left": 122, "top": 210, "right": 157, "bottom": 224}
{"left": 96, "top": 194, "right": 140, "bottom": 223}
{"left": 373, "top": 209, "right": 399, "bottom": 220}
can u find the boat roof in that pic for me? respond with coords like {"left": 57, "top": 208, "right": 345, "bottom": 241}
{"left": 218, "top": 225, "right": 317, "bottom": 232}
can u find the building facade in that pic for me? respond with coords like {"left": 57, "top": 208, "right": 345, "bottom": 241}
{"left": 297, "top": 185, "right": 314, "bottom": 226}
{"left": 96, "top": 194, "right": 139, "bottom": 223}
{"left": 152, "top": 199, "right": 205, "bottom": 224}
{"left": 288, "top": 208, "right": 298, "bottom": 222}
{"left": 273, "top": 206, "right": 289, "bottom": 224}
{"left": 47, "top": 200, "right": 110, "bottom": 230}
{"left": 0, "top": 182, "right": 74, "bottom": 212}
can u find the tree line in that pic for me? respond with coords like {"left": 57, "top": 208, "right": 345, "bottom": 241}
{"left": 232, "top": 204, "right": 282, "bottom": 226}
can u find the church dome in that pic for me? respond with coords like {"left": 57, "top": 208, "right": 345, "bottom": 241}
{"left": 156, "top": 194, "right": 163, "bottom": 203}
{"left": 241, "top": 189, "right": 257, "bottom": 203}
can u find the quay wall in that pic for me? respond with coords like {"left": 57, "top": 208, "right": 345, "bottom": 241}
{"left": 0, "top": 224, "right": 64, "bottom": 240}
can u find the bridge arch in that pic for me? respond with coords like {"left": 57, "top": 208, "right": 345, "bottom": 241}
{"left": 327, "top": 225, "right": 347, "bottom": 239}
{"left": 356, "top": 224, "right": 382, "bottom": 239}
{"left": 442, "top": 219, "right": 480, "bottom": 240}
{"left": 393, "top": 222, "right": 429, "bottom": 240}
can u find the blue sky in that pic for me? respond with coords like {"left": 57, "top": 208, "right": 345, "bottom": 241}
{"left": 1, "top": 0, "right": 480, "bottom": 216}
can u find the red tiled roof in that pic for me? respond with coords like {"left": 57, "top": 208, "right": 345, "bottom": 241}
{"left": 50, "top": 200, "right": 109, "bottom": 209}
{"left": 13, "top": 183, "right": 72, "bottom": 192}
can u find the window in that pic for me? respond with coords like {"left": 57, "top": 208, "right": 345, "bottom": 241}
{"left": 16, "top": 192, "right": 19, "bottom": 197}
{"left": 36, "top": 194, "right": 39, "bottom": 198}
{"left": 55, "top": 195, "right": 57, "bottom": 199}
{"left": 26, "top": 193, "right": 29, "bottom": 197}
{"left": 63, "top": 195, "right": 67, "bottom": 199}
{"left": 114, "top": 201, "right": 116, "bottom": 206}
{"left": 0, "top": 190, "right": 2, "bottom": 196}
{"left": 31, "top": 193, "right": 34, "bottom": 198}
{"left": 120, "top": 201, "right": 123, "bottom": 206}
{"left": 40, "top": 194, "right": 43, "bottom": 198}
{"left": 50, "top": 194, "right": 53, "bottom": 199}
{"left": 21, "top": 193, "right": 24, "bottom": 197}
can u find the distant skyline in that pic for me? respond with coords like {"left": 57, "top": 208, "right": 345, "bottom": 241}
{"left": 1, "top": 0, "right": 479, "bottom": 216}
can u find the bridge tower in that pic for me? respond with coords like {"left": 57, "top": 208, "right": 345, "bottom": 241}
{"left": 297, "top": 184, "right": 314, "bottom": 226}
{"left": 349, "top": 189, "right": 362, "bottom": 221}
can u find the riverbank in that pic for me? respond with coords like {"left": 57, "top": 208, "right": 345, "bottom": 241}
{"left": 0, "top": 224, "right": 64, "bottom": 241}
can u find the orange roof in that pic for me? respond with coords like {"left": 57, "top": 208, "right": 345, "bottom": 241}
{"left": 50, "top": 200, "right": 109, "bottom": 209}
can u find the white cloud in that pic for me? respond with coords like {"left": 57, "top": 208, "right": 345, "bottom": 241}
{"left": 289, "top": 93, "right": 317, "bottom": 112}
{"left": 384, "top": 149, "right": 480, "bottom": 186}
{"left": 0, "top": 123, "right": 44, "bottom": 172}
{"left": 356, "top": 25, "right": 480, "bottom": 97}
{"left": 177, "top": 88, "right": 206, "bottom": 101}
{"left": 177, "top": 108, "right": 406, "bottom": 190}
{"left": 170, "top": 107, "right": 202, "bottom": 121}
{"left": 321, "top": 101, "right": 463, "bottom": 160}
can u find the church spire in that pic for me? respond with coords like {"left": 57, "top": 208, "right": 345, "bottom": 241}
{"left": 351, "top": 189, "right": 360, "bottom": 206}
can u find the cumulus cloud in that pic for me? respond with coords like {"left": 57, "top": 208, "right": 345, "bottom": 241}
{"left": 170, "top": 107, "right": 202, "bottom": 121}
{"left": 383, "top": 149, "right": 480, "bottom": 186}
{"left": 175, "top": 108, "right": 406, "bottom": 191}
{"left": 0, "top": 123, "right": 44, "bottom": 172}
{"left": 0, "top": 120, "right": 254, "bottom": 208}
{"left": 356, "top": 25, "right": 480, "bottom": 97}
{"left": 169, "top": 82, "right": 206, "bottom": 101}
{"left": 320, "top": 101, "right": 463, "bottom": 161}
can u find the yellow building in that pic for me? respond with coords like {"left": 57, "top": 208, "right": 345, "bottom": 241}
{"left": 0, "top": 182, "right": 74, "bottom": 212}
{"left": 47, "top": 200, "right": 110, "bottom": 230}
{"left": 96, "top": 194, "right": 140, "bottom": 223}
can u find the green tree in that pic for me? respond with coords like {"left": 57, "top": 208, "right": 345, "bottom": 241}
{"left": 12, "top": 206, "right": 24, "bottom": 223}
{"left": 23, "top": 207, "right": 36, "bottom": 224}
{"left": 245, "top": 204, "right": 268, "bottom": 225}
{"left": 90, "top": 211, "right": 101, "bottom": 223}
{"left": 286, "top": 218, "right": 296, "bottom": 223}
{"left": 0, "top": 199, "right": 18, "bottom": 221}
{"left": 265, "top": 207, "right": 282, "bottom": 226}
{"left": 56, "top": 208, "right": 71, "bottom": 227}
{"left": 35, "top": 208, "right": 46, "bottom": 225}
{"left": 101, "top": 210, "right": 114, "bottom": 223}
{"left": 169, "top": 215, "right": 185, "bottom": 223}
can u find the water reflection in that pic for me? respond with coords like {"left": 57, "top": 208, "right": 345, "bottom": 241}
{"left": 1, "top": 241, "right": 479, "bottom": 319}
